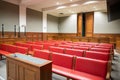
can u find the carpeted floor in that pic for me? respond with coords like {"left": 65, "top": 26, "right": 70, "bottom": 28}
{"left": 0, "top": 50, "right": 120, "bottom": 80}
{"left": 111, "top": 51, "right": 120, "bottom": 80}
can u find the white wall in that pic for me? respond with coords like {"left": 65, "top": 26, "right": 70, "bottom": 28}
{"left": 94, "top": 12, "right": 120, "bottom": 34}
{"left": 59, "top": 14, "right": 77, "bottom": 33}
{"left": 26, "top": 8, "right": 42, "bottom": 32}
{"left": 0, "top": 1, "right": 19, "bottom": 32}
{"left": 47, "top": 15, "right": 58, "bottom": 33}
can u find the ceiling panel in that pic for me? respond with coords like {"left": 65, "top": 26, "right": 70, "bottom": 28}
{"left": 3, "top": 0, "right": 107, "bottom": 17}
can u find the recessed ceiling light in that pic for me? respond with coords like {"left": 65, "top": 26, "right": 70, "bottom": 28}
{"left": 83, "top": 1, "right": 98, "bottom": 5}
{"left": 93, "top": 6, "right": 98, "bottom": 10}
{"left": 70, "top": 0, "right": 73, "bottom": 1}
{"left": 59, "top": 13, "right": 64, "bottom": 15}
{"left": 56, "top": 6, "right": 67, "bottom": 9}
{"left": 70, "top": 4, "right": 79, "bottom": 7}
{"left": 56, "top": 2, "right": 60, "bottom": 5}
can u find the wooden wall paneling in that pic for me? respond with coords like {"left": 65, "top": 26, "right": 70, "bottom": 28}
{"left": 26, "top": 32, "right": 33, "bottom": 41}
{"left": 38, "top": 33, "right": 43, "bottom": 41}
{"left": 116, "top": 37, "right": 120, "bottom": 53}
{"left": 88, "top": 37, "right": 99, "bottom": 43}
{"left": 77, "top": 13, "right": 82, "bottom": 36}
{"left": 109, "top": 37, "right": 116, "bottom": 48}
{"left": 99, "top": 37, "right": 110, "bottom": 43}
{"left": 85, "top": 12, "right": 94, "bottom": 37}
{"left": 47, "top": 36, "right": 53, "bottom": 40}
{"left": 32, "top": 33, "right": 39, "bottom": 41}
{"left": 64, "top": 36, "right": 72, "bottom": 41}
{"left": 42, "top": 33, "right": 48, "bottom": 41}
{"left": 57, "top": 36, "right": 65, "bottom": 41}
{"left": 59, "top": 33, "right": 77, "bottom": 37}
{"left": 80, "top": 37, "right": 89, "bottom": 42}
{"left": 0, "top": 38, "right": 2, "bottom": 44}
{"left": 72, "top": 37, "right": 80, "bottom": 42}
{"left": 3, "top": 38, "right": 15, "bottom": 44}
{"left": 0, "top": 32, "right": 2, "bottom": 38}
{"left": 47, "top": 33, "right": 58, "bottom": 40}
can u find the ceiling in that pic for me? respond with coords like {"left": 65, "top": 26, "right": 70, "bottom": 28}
{"left": 3, "top": 0, "right": 107, "bottom": 17}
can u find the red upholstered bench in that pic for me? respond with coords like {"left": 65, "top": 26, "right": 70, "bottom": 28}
{"left": 65, "top": 48, "right": 84, "bottom": 57}
{"left": 43, "top": 43, "right": 54, "bottom": 50}
{"left": 0, "top": 44, "right": 15, "bottom": 55}
{"left": 51, "top": 52, "right": 110, "bottom": 80}
{"left": 31, "top": 44, "right": 43, "bottom": 51}
{"left": 52, "top": 53, "right": 74, "bottom": 69}
{"left": 94, "top": 46, "right": 112, "bottom": 49}
{"left": 73, "top": 46, "right": 89, "bottom": 50}
{"left": 85, "top": 51, "right": 111, "bottom": 61}
{"left": 90, "top": 48, "right": 111, "bottom": 54}
{"left": 16, "top": 46, "right": 28, "bottom": 54}
{"left": 15, "top": 42, "right": 32, "bottom": 51}
{"left": 69, "top": 57, "right": 110, "bottom": 80}
{"left": 49, "top": 46, "right": 65, "bottom": 53}
{"left": 52, "top": 53, "right": 74, "bottom": 77}
{"left": 59, "top": 45, "right": 73, "bottom": 49}
{"left": 0, "top": 44, "right": 16, "bottom": 60}
{"left": 33, "top": 49, "right": 51, "bottom": 60}
{"left": 7, "top": 45, "right": 17, "bottom": 53}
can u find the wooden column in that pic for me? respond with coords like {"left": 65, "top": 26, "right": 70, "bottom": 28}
{"left": 77, "top": 13, "right": 82, "bottom": 36}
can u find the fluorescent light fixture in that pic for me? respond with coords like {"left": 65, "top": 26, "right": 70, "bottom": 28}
{"left": 83, "top": 1, "right": 98, "bottom": 5}
{"left": 70, "top": 4, "right": 79, "bottom": 7}
{"left": 70, "top": 0, "right": 73, "bottom": 1}
{"left": 56, "top": 6, "right": 67, "bottom": 9}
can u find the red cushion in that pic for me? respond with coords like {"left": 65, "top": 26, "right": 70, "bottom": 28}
{"left": 90, "top": 48, "right": 111, "bottom": 53}
{"left": 68, "top": 69, "right": 105, "bottom": 80}
{"left": 65, "top": 49, "right": 84, "bottom": 57}
{"left": 33, "top": 49, "right": 50, "bottom": 60}
{"left": 49, "top": 46, "right": 64, "bottom": 53}
{"left": 80, "top": 45, "right": 92, "bottom": 48}
{"left": 85, "top": 51, "right": 110, "bottom": 61}
{"left": 15, "top": 42, "right": 32, "bottom": 51}
{"left": 31, "top": 44, "right": 43, "bottom": 51}
{"left": 52, "top": 65, "right": 104, "bottom": 80}
{"left": 59, "top": 45, "right": 73, "bottom": 49}
{"left": 52, "top": 53, "right": 73, "bottom": 69}
{"left": 7, "top": 45, "right": 17, "bottom": 53}
{"left": 15, "top": 42, "right": 23, "bottom": 46}
{"left": 73, "top": 46, "right": 89, "bottom": 50}
{"left": 75, "top": 57, "right": 108, "bottom": 78}
{"left": 22, "top": 44, "right": 32, "bottom": 51}
{"left": 43, "top": 43, "right": 53, "bottom": 50}
{"left": 94, "top": 46, "right": 111, "bottom": 49}
{"left": 99, "top": 43, "right": 113, "bottom": 47}
{"left": 16, "top": 46, "right": 28, "bottom": 54}
{"left": 0, "top": 50, "right": 10, "bottom": 55}
{"left": 0, "top": 44, "right": 8, "bottom": 51}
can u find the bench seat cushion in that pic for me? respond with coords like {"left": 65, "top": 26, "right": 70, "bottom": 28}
{"left": 52, "top": 65, "right": 104, "bottom": 80}
{"left": 0, "top": 50, "right": 10, "bottom": 55}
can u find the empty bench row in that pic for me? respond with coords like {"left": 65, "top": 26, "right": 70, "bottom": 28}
{"left": 33, "top": 50, "right": 111, "bottom": 80}
{"left": 0, "top": 44, "right": 112, "bottom": 61}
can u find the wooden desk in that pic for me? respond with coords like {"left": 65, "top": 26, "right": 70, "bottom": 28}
{"left": 6, "top": 53, "right": 52, "bottom": 80}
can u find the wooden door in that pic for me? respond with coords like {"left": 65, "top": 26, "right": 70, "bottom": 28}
{"left": 85, "top": 12, "right": 94, "bottom": 37}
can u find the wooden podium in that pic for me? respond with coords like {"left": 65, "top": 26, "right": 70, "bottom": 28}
{"left": 6, "top": 53, "right": 52, "bottom": 80}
